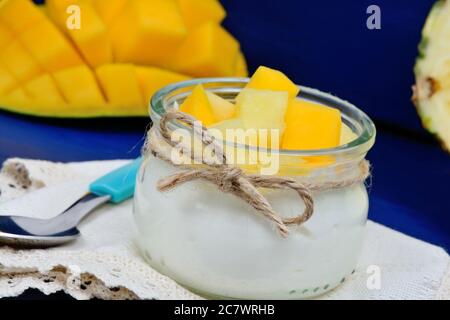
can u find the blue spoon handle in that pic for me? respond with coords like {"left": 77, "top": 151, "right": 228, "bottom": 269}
{"left": 89, "top": 158, "right": 142, "bottom": 203}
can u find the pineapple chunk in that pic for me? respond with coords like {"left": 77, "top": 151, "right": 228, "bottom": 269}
{"left": 0, "top": 41, "right": 42, "bottom": 83}
{"left": 179, "top": 84, "right": 216, "bottom": 126}
{"left": 206, "top": 91, "right": 236, "bottom": 122}
{"left": 95, "top": 64, "right": 144, "bottom": 114}
{"left": 46, "top": 0, "right": 112, "bottom": 68}
{"left": 245, "top": 66, "right": 300, "bottom": 98}
{"left": 0, "top": 22, "right": 13, "bottom": 48}
{"left": 19, "top": 19, "right": 83, "bottom": 72}
{"left": 135, "top": 66, "right": 190, "bottom": 105}
{"left": 169, "top": 22, "right": 239, "bottom": 77}
{"left": 53, "top": 65, "right": 105, "bottom": 108}
{"left": 0, "top": 0, "right": 45, "bottom": 34}
{"left": 282, "top": 99, "right": 342, "bottom": 150}
{"left": 92, "top": 0, "right": 127, "bottom": 25}
{"left": 24, "top": 73, "right": 65, "bottom": 105}
{"left": 340, "top": 123, "right": 358, "bottom": 145}
{"left": 177, "top": 0, "right": 226, "bottom": 30}
{"left": 0, "top": 64, "right": 16, "bottom": 94}
{"left": 236, "top": 89, "right": 288, "bottom": 138}
{"left": 110, "top": 0, "right": 186, "bottom": 67}
{"left": 234, "top": 52, "right": 249, "bottom": 77}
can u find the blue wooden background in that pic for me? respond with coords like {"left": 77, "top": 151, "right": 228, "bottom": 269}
{"left": 0, "top": 0, "right": 449, "bottom": 254}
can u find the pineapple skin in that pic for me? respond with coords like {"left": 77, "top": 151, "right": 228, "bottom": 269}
{"left": 413, "top": 0, "right": 450, "bottom": 152}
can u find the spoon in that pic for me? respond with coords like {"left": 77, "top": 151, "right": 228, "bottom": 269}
{"left": 0, "top": 158, "right": 142, "bottom": 248}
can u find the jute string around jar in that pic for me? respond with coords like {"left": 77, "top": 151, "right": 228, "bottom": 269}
{"left": 144, "top": 110, "right": 371, "bottom": 237}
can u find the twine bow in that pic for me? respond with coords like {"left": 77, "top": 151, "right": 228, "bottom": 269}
{"left": 146, "top": 110, "right": 370, "bottom": 237}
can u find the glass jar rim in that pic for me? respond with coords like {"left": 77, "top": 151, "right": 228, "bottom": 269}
{"left": 150, "top": 77, "right": 376, "bottom": 157}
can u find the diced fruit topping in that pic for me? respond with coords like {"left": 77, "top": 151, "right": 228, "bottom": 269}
{"left": 179, "top": 84, "right": 216, "bottom": 126}
{"left": 178, "top": 66, "right": 349, "bottom": 152}
{"left": 282, "top": 99, "right": 342, "bottom": 150}
{"left": 236, "top": 88, "right": 288, "bottom": 146}
{"left": 206, "top": 91, "right": 237, "bottom": 122}
{"left": 244, "top": 66, "right": 300, "bottom": 98}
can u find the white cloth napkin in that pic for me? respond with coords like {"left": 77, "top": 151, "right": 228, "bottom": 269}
{"left": 0, "top": 158, "right": 448, "bottom": 300}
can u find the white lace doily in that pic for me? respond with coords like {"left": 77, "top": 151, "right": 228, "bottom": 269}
{"left": 0, "top": 158, "right": 448, "bottom": 300}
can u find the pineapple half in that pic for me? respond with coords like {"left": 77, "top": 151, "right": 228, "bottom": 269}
{"left": 413, "top": 0, "right": 450, "bottom": 151}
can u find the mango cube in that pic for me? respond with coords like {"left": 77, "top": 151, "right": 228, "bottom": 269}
{"left": 206, "top": 91, "right": 236, "bottom": 122}
{"left": 53, "top": 65, "right": 105, "bottom": 108}
{"left": 46, "top": 0, "right": 112, "bottom": 68}
{"left": 135, "top": 66, "right": 189, "bottom": 106}
{"left": 234, "top": 52, "right": 249, "bottom": 77}
{"left": 169, "top": 22, "right": 239, "bottom": 77}
{"left": 24, "top": 73, "right": 65, "bottom": 105}
{"left": 19, "top": 19, "right": 83, "bottom": 72}
{"left": 110, "top": 0, "right": 186, "bottom": 67}
{"left": 0, "top": 41, "right": 42, "bottom": 83}
{"left": 95, "top": 64, "right": 144, "bottom": 114}
{"left": 236, "top": 89, "right": 289, "bottom": 141}
{"left": 92, "top": 0, "right": 127, "bottom": 25}
{"left": 179, "top": 84, "right": 216, "bottom": 126}
{"left": 178, "top": 0, "right": 226, "bottom": 30}
{"left": 245, "top": 66, "right": 300, "bottom": 98}
{"left": 282, "top": 100, "right": 342, "bottom": 150}
{"left": 0, "top": 0, "right": 45, "bottom": 34}
{"left": 0, "top": 64, "right": 16, "bottom": 94}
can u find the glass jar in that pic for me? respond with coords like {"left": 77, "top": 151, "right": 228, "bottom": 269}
{"left": 133, "top": 78, "right": 376, "bottom": 299}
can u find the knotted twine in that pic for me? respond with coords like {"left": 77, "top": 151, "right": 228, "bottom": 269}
{"left": 144, "top": 110, "right": 371, "bottom": 237}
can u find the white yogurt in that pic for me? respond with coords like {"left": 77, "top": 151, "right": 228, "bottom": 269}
{"left": 133, "top": 156, "right": 368, "bottom": 299}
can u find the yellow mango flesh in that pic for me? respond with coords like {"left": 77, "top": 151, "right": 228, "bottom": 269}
{"left": 24, "top": 73, "right": 65, "bottom": 105}
{"left": 234, "top": 52, "right": 249, "bottom": 77}
{"left": 110, "top": 0, "right": 186, "bottom": 67}
{"left": 19, "top": 19, "right": 83, "bottom": 72}
{"left": 177, "top": 0, "right": 226, "bottom": 30}
{"left": 282, "top": 99, "right": 342, "bottom": 150}
{"left": 135, "top": 66, "right": 190, "bottom": 106}
{"left": 179, "top": 84, "right": 216, "bottom": 126}
{"left": 206, "top": 91, "right": 236, "bottom": 122}
{"left": 169, "top": 22, "right": 239, "bottom": 77}
{"left": 47, "top": 0, "right": 112, "bottom": 68}
{"left": 245, "top": 66, "right": 300, "bottom": 99}
{"left": 236, "top": 88, "right": 289, "bottom": 147}
{"left": 0, "top": 22, "right": 13, "bottom": 48}
{"left": 0, "top": 41, "right": 42, "bottom": 83}
{"left": 0, "top": 64, "right": 16, "bottom": 94}
{"left": 92, "top": 0, "right": 127, "bottom": 25}
{"left": 53, "top": 65, "right": 105, "bottom": 109}
{"left": 0, "top": 0, "right": 45, "bottom": 34}
{"left": 95, "top": 64, "right": 144, "bottom": 115}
